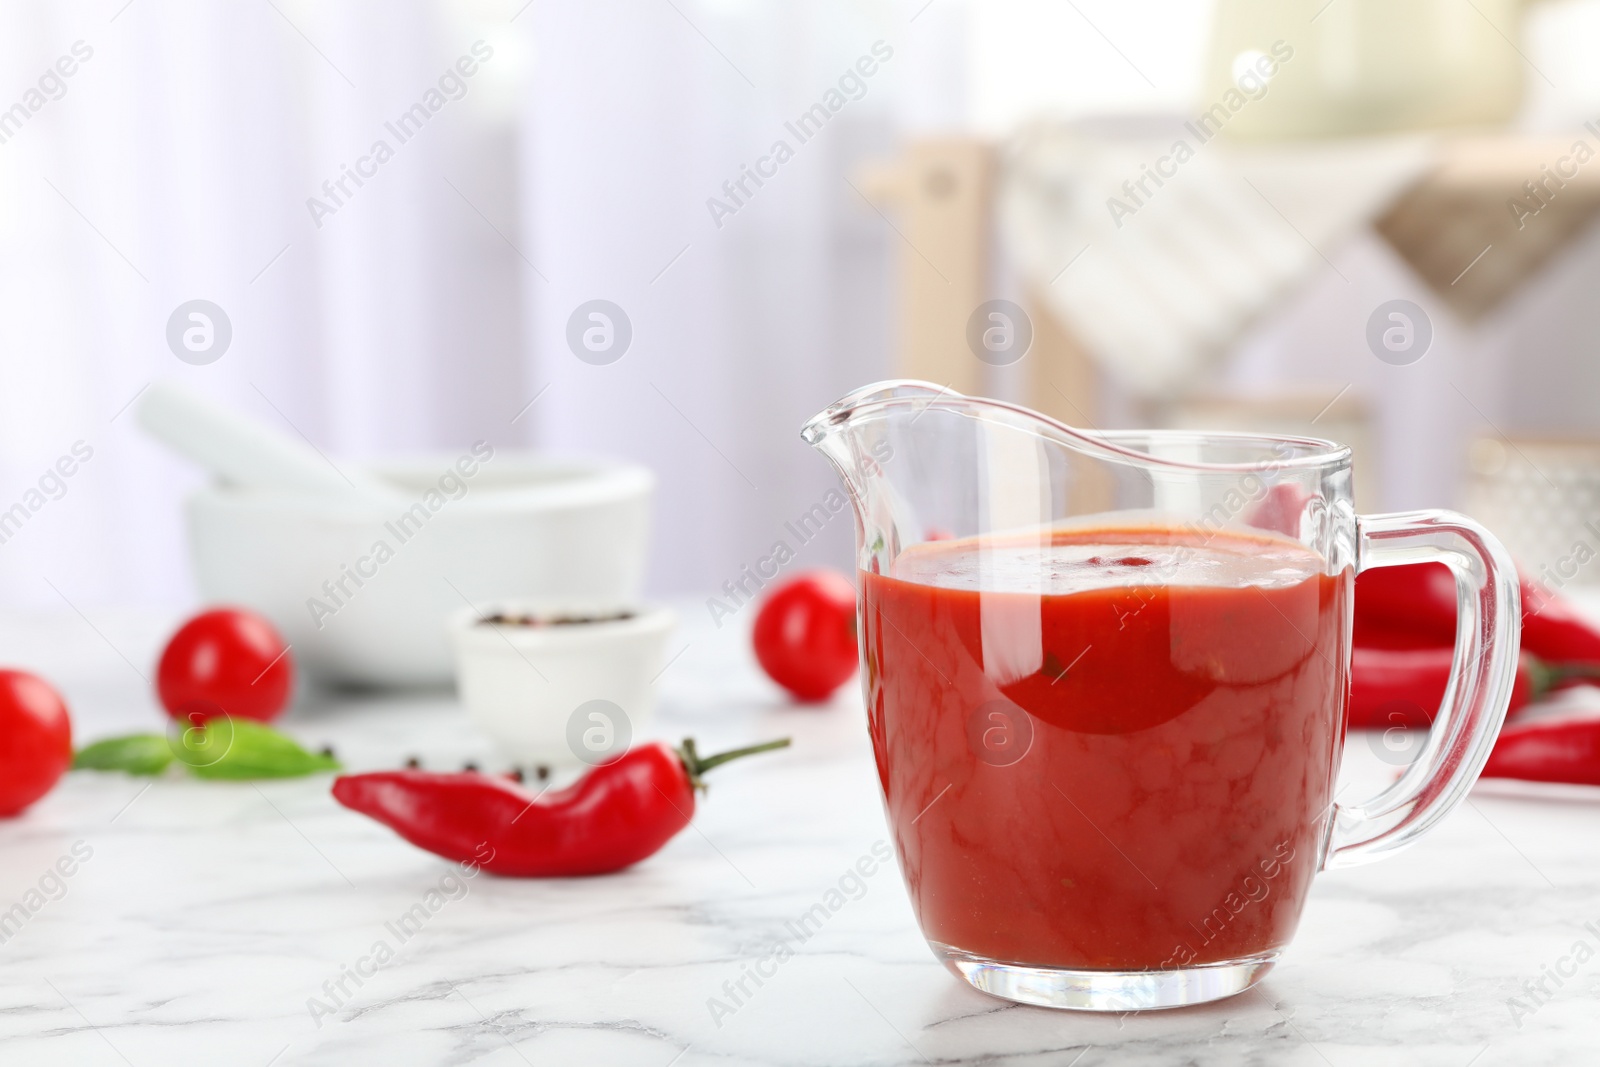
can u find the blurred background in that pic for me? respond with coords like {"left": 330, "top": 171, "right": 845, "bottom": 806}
{"left": 5, "top": 0, "right": 1600, "bottom": 614}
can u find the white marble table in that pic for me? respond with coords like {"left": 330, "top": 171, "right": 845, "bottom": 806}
{"left": 2, "top": 603, "right": 1598, "bottom": 1066}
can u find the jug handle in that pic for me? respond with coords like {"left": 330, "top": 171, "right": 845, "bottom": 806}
{"left": 1322, "top": 510, "right": 1521, "bottom": 869}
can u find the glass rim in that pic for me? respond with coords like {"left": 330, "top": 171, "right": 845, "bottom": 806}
{"left": 803, "top": 380, "right": 1354, "bottom": 474}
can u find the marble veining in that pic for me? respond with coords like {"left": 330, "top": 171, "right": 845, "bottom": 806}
{"left": 0, "top": 605, "right": 1596, "bottom": 1065}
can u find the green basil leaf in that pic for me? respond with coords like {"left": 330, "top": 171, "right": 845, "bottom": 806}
{"left": 181, "top": 720, "right": 340, "bottom": 780}
{"left": 73, "top": 734, "right": 174, "bottom": 776}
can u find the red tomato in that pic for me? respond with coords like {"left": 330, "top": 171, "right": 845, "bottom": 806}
{"left": 158, "top": 608, "right": 293, "bottom": 723}
{"left": 752, "top": 571, "right": 859, "bottom": 703}
{"left": 0, "top": 670, "right": 73, "bottom": 817}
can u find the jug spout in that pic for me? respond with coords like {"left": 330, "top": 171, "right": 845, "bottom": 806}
{"left": 802, "top": 380, "right": 978, "bottom": 572}
{"left": 803, "top": 378, "right": 1356, "bottom": 586}
{"left": 801, "top": 380, "right": 959, "bottom": 448}
{"left": 800, "top": 380, "right": 950, "bottom": 503}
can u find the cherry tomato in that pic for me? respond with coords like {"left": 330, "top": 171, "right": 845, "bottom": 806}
{"left": 752, "top": 571, "right": 858, "bottom": 702}
{"left": 158, "top": 608, "right": 293, "bottom": 723}
{"left": 0, "top": 670, "right": 73, "bottom": 817}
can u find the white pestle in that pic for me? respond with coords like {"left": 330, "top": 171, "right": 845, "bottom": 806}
{"left": 136, "top": 380, "right": 403, "bottom": 504}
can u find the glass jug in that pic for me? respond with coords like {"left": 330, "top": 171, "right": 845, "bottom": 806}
{"left": 802, "top": 380, "right": 1519, "bottom": 1011}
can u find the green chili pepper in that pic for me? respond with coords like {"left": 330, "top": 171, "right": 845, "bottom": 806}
{"left": 74, "top": 721, "right": 340, "bottom": 780}
{"left": 73, "top": 734, "right": 173, "bottom": 776}
{"left": 180, "top": 720, "right": 340, "bottom": 779}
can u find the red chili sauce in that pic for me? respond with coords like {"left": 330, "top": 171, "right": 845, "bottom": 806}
{"left": 859, "top": 526, "right": 1349, "bottom": 970}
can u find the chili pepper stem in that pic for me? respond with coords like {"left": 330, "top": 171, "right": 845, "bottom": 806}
{"left": 1527, "top": 656, "right": 1600, "bottom": 699}
{"left": 677, "top": 736, "right": 792, "bottom": 791}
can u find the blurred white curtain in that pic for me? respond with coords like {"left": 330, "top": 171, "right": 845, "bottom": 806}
{"left": 520, "top": 0, "right": 965, "bottom": 598}
{"left": 0, "top": 0, "right": 966, "bottom": 610}
{"left": 0, "top": 0, "right": 527, "bottom": 609}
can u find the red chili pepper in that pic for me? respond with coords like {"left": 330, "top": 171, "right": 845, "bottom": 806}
{"left": 1482, "top": 717, "right": 1600, "bottom": 787}
{"left": 331, "top": 737, "right": 790, "bottom": 877}
{"left": 1353, "top": 563, "right": 1456, "bottom": 647}
{"left": 1355, "top": 562, "right": 1600, "bottom": 664}
{"left": 1348, "top": 646, "right": 1544, "bottom": 729}
{"left": 1522, "top": 580, "right": 1600, "bottom": 665}
{"left": 1348, "top": 646, "right": 1600, "bottom": 730}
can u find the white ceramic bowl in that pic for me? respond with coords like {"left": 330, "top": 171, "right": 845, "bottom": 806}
{"left": 448, "top": 603, "right": 676, "bottom": 766}
{"left": 185, "top": 452, "right": 653, "bottom": 687}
